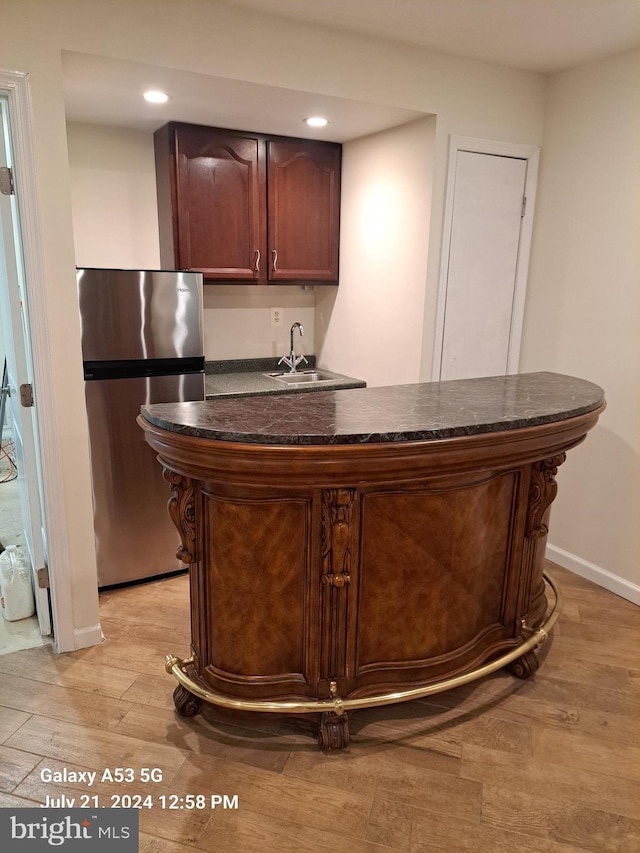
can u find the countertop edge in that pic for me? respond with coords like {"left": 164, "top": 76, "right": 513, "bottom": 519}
{"left": 142, "top": 373, "right": 606, "bottom": 447}
{"left": 141, "top": 401, "right": 605, "bottom": 446}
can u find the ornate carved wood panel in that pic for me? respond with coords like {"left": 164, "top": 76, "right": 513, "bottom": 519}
{"left": 518, "top": 454, "right": 568, "bottom": 630}
{"left": 319, "top": 488, "right": 357, "bottom": 693}
{"left": 162, "top": 468, "right": 202, "bottom": 667}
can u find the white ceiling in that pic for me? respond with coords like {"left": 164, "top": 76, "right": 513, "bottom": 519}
{"left": 218, "top": 0, "right": 640, "bottom": 74}
{"left": 62, "top": 53, "right": 426, "bottom": 141}
{"left": 63, "top": 1, "right": 639, "bottom": 139}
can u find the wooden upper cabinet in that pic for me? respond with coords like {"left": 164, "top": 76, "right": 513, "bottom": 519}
{"left": 267, "top": 139, "right": 341, "bottom": 283}
{"left": 154, "top": 123, "right": 341, "bottom": 285}
{"left": 155, "top": 123, "right": 265, "bottom": 281}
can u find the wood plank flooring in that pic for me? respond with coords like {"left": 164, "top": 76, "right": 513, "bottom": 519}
{"left": 0, "top": 562, "right": 638, "bottom": 852}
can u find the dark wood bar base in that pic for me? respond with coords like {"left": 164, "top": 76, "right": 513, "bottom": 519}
{"left": 173, "top": 684, "right": 202, "bottom": 718}
{"left": 318, "top": 711, "right": 350, "bottom": 751}
{"left": 508, "top": 649, "right": 541, "bottom": 679}
{"left": 139, "top": 374, "right": 604, "bottom": 750}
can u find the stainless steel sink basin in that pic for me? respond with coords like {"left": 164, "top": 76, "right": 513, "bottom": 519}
{"left": 266, "top": 370, "right": 334, "bottom": 385}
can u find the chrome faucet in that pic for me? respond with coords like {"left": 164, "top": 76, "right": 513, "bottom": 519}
{"left": 278, "top": 322, "right": 309, "bottom": 373}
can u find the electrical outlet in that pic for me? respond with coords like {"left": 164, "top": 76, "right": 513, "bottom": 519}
{"left": 270, "top": 307, "right": 283, "bottom": 328}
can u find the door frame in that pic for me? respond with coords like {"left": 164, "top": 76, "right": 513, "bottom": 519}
{"left": 0, "top": 69, "right": 76, "bottom": 652}
{"left": 0, "top": 98, "right": 50, "bottom": 634}
{"left": 431, "top": 135, "right": 539, "bottom": 381}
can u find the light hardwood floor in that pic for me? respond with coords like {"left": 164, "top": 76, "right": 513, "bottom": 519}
{"left": 0, "top": 562, "right": 638, "bottom": 852}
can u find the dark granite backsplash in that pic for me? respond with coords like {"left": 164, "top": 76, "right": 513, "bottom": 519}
{"left": 205, "top": 356, "right": 316, "bottom": 374}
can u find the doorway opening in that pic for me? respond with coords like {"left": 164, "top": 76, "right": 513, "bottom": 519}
{"left": 0, "top": 360, "right": 49, "bottom": 654}
{"left": 0, "top": 90, "right": 51, "bottom": 655}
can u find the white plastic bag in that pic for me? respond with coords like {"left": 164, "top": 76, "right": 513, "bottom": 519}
{"left": 0, "top": 545, "right": 35, "bottom": 621}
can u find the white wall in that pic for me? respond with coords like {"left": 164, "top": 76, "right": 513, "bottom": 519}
{"left": 317, "top": 117, "right": 435, "bottom": 386}
{"left": 0, "top": 0, "right": 547, "bottom": 644}
{"left": 202, "top": 286, "right": 315, "bottom": 361}
{"left": 522, "top": 48, "right": 640, "bottom": 600}
{"left": 67, "top": 123, "right": 160, "bottom": 269}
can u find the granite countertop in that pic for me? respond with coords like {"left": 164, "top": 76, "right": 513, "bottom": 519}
{"left": 141, "top": 372, "right": 605, "bottom": 446}
{"left": 204, "top": 357, "right": 366, "bottom": 399}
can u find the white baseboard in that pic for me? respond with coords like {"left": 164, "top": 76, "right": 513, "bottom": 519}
{"left": 71, "top": 623, "right": 103, "bottom": 651}
{"left": 546, "top": 543, "right": 640, "bottom": 606}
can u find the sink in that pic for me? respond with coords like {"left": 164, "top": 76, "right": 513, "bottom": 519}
{"left": 266, "top": 370, "right": 335, "bottom": 385}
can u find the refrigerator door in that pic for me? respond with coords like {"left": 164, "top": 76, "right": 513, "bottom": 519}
{"left": 77, "top": 269, "right": 203, "bottom": 362}
{"left": 84, "top": 371, "right": 204, "bottom": 587}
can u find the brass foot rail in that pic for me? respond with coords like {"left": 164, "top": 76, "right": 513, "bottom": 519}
{"left": 166, "top": 570, "right": 562, "bottom": 718}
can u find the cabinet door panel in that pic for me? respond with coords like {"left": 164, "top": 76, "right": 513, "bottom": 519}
{"left": 355, "top": 472, "right": 521, "bottom": 686}
{"left": 267, "top": 140, "right": 341, "bottom": 282}
{"left": 175, "top": 128, "right": 263, "bottom": 280}
{"left": 201, "top": 494, "right": 312, "bottom": 695}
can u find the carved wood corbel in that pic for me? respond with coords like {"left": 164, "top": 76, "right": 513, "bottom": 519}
{"left": 163, "top": 469, "right": 196, "bottom": 563}
{"left": 321, "top": 488, "right": 355, "bottom": 588}
{"left": 526, "top": 454, "right": 566, "bottom": 539}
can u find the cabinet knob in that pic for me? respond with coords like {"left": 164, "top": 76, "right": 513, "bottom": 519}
{"left": 254, "top": 249, "right": 260, "bottom": 273}
{"left": 272, "top": 249, "right": 278, "bottom": 273}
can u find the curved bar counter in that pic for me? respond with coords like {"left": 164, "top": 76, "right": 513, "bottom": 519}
{"left": 138, "top": 372, "right": 605, "bottom": 749}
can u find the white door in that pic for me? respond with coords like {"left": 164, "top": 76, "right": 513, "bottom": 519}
{"left": 0, "top": 97, "right": 50, "bottom": 635}
{"left": 433, "top": 137, "right": 539, "bottom": 382}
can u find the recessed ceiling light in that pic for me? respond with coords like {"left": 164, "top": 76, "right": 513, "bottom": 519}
{"left": 143, "top": 90, "right": 169, "bottom": 104}
{"left": 304, "top": 116, "right": 328, "bottom": 128}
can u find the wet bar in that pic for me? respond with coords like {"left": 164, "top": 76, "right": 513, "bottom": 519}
{"left": 138, "top": 372, "right": 604, "bottom": 749}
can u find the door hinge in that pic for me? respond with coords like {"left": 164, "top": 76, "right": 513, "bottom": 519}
{"left": 521, "top": 196, "right": 527, "bottom": 218}
{"left": 0, "top": 166, "right": 14, "bottom": 195}
{"left": 37, "top": 566, "right": 50, "bottom": 589}
{"left": 19, "top": 383, "right": 34, "bottom": 407}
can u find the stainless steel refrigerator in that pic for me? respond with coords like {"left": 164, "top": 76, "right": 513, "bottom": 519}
{"left": 77, "top": 268, "right": 205, "bottom": 588}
